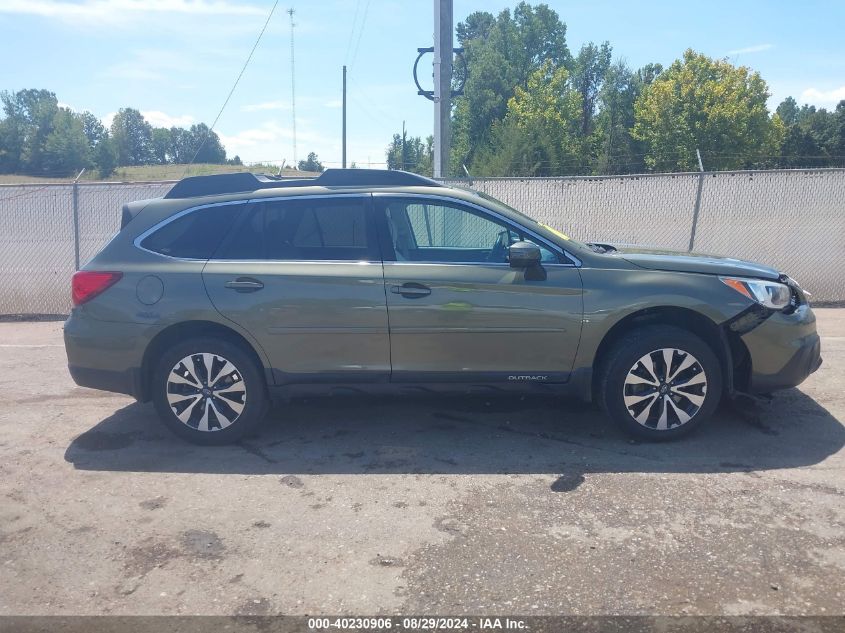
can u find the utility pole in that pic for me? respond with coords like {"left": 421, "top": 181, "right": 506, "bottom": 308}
{"left": 401, "top": 120, "right": 407, "bottom": 171}
{"left": 342, "top": 65, "right": 347, "bottom": 168}
{"left": 288, "top": 8, "right": 297, "bottom": 167}
{"left": 433, "top": 0, "right": 452, "bottom": 178}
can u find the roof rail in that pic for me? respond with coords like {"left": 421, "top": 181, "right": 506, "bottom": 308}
{"left": 164, "top": 168, "right": 441, "bottom": 199}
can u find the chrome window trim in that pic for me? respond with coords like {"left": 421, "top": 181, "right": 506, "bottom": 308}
{"left": 133, "top": 193, "right": 373, "bottom": 262}
{"left": 372, "top": 191, "right": 582, "bottom": 267}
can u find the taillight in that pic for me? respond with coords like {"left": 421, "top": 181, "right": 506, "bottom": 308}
{"left": 72, "top": 271, "right": 123, "bottom": 306}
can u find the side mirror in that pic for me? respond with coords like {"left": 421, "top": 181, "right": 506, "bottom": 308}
{"left": 508, "top": 240, "right": 542, "bottom": 268}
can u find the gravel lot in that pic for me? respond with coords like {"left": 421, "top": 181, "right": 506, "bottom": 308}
{"left": 1, "top": 311, "right": 843, "bottom": 616}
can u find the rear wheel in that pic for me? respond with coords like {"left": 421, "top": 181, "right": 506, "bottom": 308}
{"left": 598, "top": 326, "right": 722, "bottom": 440}
{"left": 152, "top": 337, "right": 268, "bottom": 445}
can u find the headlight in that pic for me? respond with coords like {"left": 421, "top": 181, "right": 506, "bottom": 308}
{"left": 720, "top": 276, "right": 792, "bottom": 310}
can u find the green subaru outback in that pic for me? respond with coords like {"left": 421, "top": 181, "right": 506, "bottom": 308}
{"left": 64, "top": 169, "right": 821, "bottom": 444}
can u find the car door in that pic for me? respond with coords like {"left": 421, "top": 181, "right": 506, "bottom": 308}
{"left": 203, "top": 194, "right": 390, "bottom": 383}
{"left": 375, "top": 194, "right": 583, "bottom": 383}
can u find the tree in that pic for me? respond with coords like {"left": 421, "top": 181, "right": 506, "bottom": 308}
{"left": 473, "top": 60, "right": 581, "bottom": 176}
{"left": 42, "top": 108, "right": 90, "bottom": 175}
{"left": 451, "top": 2, "right": 572, "bottom": 170}
{"left": 593, "top": 61, "right": 663, "bottom": 174}
{"left": 94, "top": 136, "right": 118, "bottom": 178}
{"left": 0, "top": 88, "right": 60, "bottom": 173}
{"left": 298, "top": 152, "right": 324, "bottom": 172}
{"left": 151, "top": 127, "right": 172, "bottom": 164}
{"left": 386, "top": 131, "right": 433, "bottom": 176}
{"left": 168, "top": 127, "right": 193, "bottom": 164}
{"left": 633, "top": 50, "right": 784, "bottom": 171}
{"left": 110, "top": 108, "right": 153, "bottom": 166}
{"left": 776, "top": 98, "right": 842, "bottom": 167}
{"left": 572, "top": 41, "right": 612, "bottom": 137}
{"left": 76, "top": 111, "right": 117, "bottom": 177}
{"left": 187, "top": 123, "right": 226, "bottom": 164}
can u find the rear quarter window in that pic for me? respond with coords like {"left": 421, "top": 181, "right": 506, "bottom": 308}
{"left": 140, "top": 204, "right": 242, "bottom": 259}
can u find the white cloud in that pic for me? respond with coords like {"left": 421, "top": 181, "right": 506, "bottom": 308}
{"left": 0, "top": 0, "right": 265, "bottom": 22}
{"left": 241, "top": 100, "right": 290, "bottom": 112}
{"left": 142, "top": 110, "right": 194, "bottom": 128}
{"left": 800, "top": 85, "right": 845, "bottom": 108}
{"left": 102, "top": 49, "right": 197, "bottom": 83}
{"left": 217, "top": 120, "right": 349, "bottom": 164}
{"left": 323, "top": 99, "right": 343, "bottom": 109}
{"left": 726, "top": 43, "right": 774, "bottom": 56}
{"left": 101, "top": 112, "right": 116, "bottom": 129}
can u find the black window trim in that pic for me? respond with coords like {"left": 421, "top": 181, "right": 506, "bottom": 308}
{"left": 372, "top": 192, "right": 581, "bottom": 267}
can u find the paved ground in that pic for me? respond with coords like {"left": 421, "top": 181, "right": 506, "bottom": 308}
{"left": 1, "top": 311, "right": 843, "bottom": 616}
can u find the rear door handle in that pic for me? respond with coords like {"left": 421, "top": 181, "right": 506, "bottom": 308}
{"left": 224, "top": 277, "right": 264, "bottom": 293}
{"left": 391, "top": 282, "right": 431, "bottom": 298}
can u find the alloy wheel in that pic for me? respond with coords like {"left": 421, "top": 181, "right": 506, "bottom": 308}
{"left": 622, "top": 348, "right": 707, "bottom": 430}
{"left": 166, "top": 353, "right": 247, "bottom": 432}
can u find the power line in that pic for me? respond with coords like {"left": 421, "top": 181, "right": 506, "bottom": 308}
{"left": 185, "top": 0, "right": 280, "bottom": 174}
{"left": 344, "top": 0, "right": 362, "bottom": 63}
{"left": 348, "top": 0, "right": 371, "bottom": 71}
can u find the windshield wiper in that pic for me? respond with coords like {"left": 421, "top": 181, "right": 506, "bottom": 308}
{"left": 587, "top": 242, "right": 616, "bottom": 254}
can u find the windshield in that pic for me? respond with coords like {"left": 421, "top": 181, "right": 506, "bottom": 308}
{"left": 470, "top": 190, "right": 593, "bottom": 252}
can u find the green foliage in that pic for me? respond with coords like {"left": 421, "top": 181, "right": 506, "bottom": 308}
{"left": 632, "top": 50, "right": 784, "bottom": 171}
{"left": 42, "top": 108, "right": 89, "bottom": 175}
{"left": 486, "top": 60, "right": 583, "bottom": 175}
{"left": 592, "top": 61, "right": 663, "bottom": 174}
{"left": 392, "top": 2, "right": 839, "bottom": 176}
{"left": 110, "top": 108, "right": 153, "bottom": 166}
{"left": 94, "top": 136, "right": 118, "bottom": 178}
{"left": 298, "top": 152, "right": 324, "bottom": 172}
{"left": 776, "top": 98, "right": 844, "bottom": 167}
{"left": 1, "top": 89, "right": 59, "bottom": 173}
{"left": 572, "top": 41, "right": 612, "bottom": 136}
{"left": 187, "top": 123, "right": 226, "bottom": 164}
{"left": 151, "top": 127, "right": 172, "bottom": 165}
{"left": 0, "top": 89, "right": 230, "bottom": 177}
{"left": 386, "top": 131, "right": 433, "bottom": 176}
{"left": 451, "top": 2, "right": 571, "bottom": 170}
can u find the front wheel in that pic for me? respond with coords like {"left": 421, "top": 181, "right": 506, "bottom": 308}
{"left": 598, "top": 326, "right": 722, "bottom": 440}
{"left": 152, "top": 337, "right": 268, "bottom": 445}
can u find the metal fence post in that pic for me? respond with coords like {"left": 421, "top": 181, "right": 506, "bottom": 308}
{"left": 72, "top": 169, "right": 84, "bottom": 270}
{"left": 688, "top": 150, "right": 705, "bottom": 252}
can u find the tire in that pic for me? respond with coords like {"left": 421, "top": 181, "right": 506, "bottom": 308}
{"left": 597, "top": 325, "right": 722, "bottom": 440}
{"left": 151, "top": 337, "right": 268, "bottom": 445}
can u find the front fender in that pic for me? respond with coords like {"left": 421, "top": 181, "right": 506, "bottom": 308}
{"left": 573, "top": 267, "right": 753, "bottom": 373}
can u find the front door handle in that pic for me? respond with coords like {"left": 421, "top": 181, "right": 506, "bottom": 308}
{"left": 225, "top": 277, "right": 264, "bottom": 293}
{"left": 391, "top": 282, "right": 431, "bottom": 299}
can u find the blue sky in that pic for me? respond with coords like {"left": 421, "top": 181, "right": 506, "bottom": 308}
{"left": 1, "top": 0, "right": 843, "bottom": 167}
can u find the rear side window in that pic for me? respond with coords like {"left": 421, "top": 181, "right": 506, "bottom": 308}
{"left": 218, "top": 197, "right": 375, "bottom": 261}
{"left": 140, "top": 204, "right": 242, "bottom": 259}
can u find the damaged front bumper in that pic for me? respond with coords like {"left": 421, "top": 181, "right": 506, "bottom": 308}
{"left": 735, "top": 303, "right": 822, "bottom": 393}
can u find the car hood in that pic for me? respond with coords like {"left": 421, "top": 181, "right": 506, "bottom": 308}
{"left": 605, "top": 245, "right": 781, "bottom": 280}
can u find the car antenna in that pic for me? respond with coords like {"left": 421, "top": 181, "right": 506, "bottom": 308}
{"left": 277, "top": 159, "right": 286, "bottom": 177}
{"left": 462, "top": 163, "right": 473, "bottom": 186}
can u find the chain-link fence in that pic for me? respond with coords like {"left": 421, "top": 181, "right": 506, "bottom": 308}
{"left": 444, "top": 169, "right": 845, "bottom": 303}
{"left": 1, "top": 168, "right": 843, "bottom": 315}
{"left": 0, "top": 181, "right": 172, "bottom": 315}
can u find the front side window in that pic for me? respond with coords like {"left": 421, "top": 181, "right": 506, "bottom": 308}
{"left": 140, "top": 204, "right": 243, "bottom": 259}
{"left": 216, "top": 196, "right": 375, "bottom": 261}
{"left": 380, "top": 198, "right": 559, "bottom": 264}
